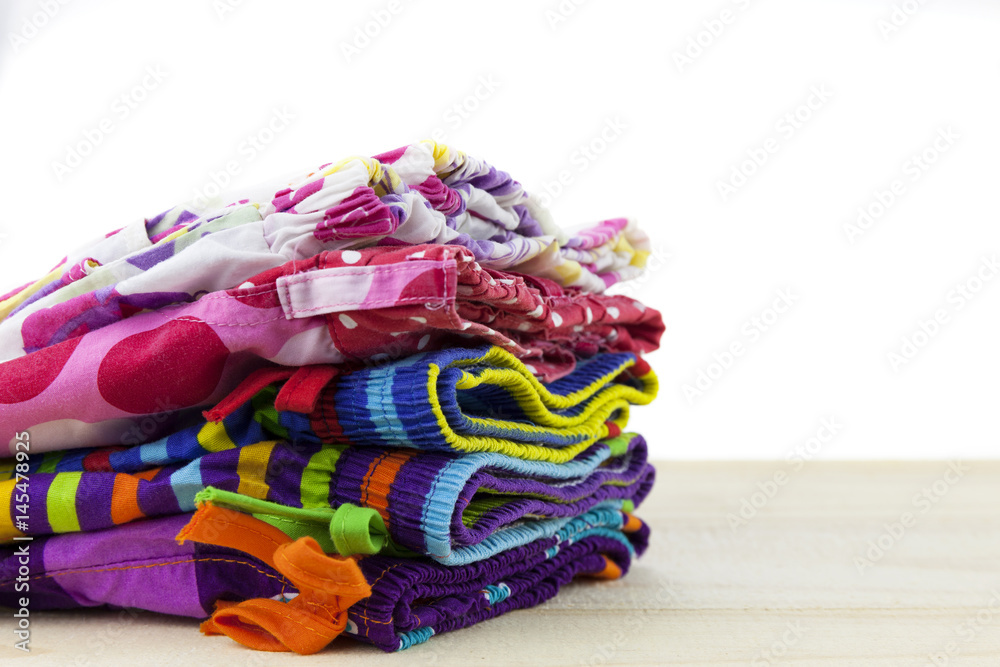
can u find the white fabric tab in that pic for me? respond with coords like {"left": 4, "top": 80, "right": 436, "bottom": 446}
{"left": 276, "top": 259, "right": 454, "bottom": 319}
{"left": 120, "top": 217, "right": 155, "bottom": 254}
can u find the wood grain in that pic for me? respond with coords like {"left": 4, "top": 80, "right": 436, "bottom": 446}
{"left": 4, "top": 461, "right": 1000, "bottom": 666}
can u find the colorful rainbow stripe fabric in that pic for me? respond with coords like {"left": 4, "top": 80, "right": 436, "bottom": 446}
{"left": 0, "top": 244, "right": 662, "bottom": 453}
{"left": 0, "top": 506, "right": 649, "bottom": 653}
{"left": 0, "top": 142, "right": 663, "bottom": 654}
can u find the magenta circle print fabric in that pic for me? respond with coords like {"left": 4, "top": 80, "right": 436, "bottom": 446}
{"left": 0, "top": 141, "right": 663, "bottom": 655}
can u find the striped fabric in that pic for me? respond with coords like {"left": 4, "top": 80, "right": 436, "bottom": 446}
{"left": 0, "top": 425, "right": 652, "bottom": 565}
{"left": 0, "top": 505, "right": 648, "bottom": 652}
{"left": 0, "top": 347, "right": 656, "bottom": 563}
{"left": 2, "top": 342, "right": 656, "bottom": 479}
{"left": 290, "top": 345, "right": 658, "bottom": 462}
{"left": 0, "top": 141, "right": 663, "bottom": 655}
{"left": 1, "top": 244, "right": 663, "bottom": 455}
{"left": 349, "top": 505, "right": 650, "bottom": 652}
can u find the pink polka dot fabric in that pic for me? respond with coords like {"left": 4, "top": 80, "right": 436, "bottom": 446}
{"left": 1, "top": 244, "right": 663, "bottom": 454}
{"left": 0, "top": 141, "right": 664, "bottom": 656}
{"left": 0, "top": 142, "right": 651, "bottom": 362}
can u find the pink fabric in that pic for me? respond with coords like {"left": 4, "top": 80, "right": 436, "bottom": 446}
{"left": 1, "top": 244, "right": 663, "bottom": 454}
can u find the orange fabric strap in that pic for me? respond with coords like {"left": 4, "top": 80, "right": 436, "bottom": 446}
{"left": 176, "top": 501, "right": 372, "bottom": 654}
{"left": 622, "top": 512, "right": 643, "bottom": 534}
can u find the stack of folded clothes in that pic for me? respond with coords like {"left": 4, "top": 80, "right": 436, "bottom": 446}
{"left": 0, "top": 141, "right": 663, "bottom": 654}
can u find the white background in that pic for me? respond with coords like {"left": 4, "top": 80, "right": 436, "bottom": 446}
{"left": 0, "top": 0, "right": 998, "bottom": 460}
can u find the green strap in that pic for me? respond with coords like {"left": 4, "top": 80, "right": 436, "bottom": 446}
{"left": 193, "top": 486, "right": 414, "bottom": 557}
{"left": 329, "top": 502, "right": 387, "bottom": 556}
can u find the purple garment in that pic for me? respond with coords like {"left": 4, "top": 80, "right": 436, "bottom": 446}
{"left": 0, "top": 508, "right": 649, "bottom": 652}
{"left": 0, "top": 515, "right": 279, "bottom": 616}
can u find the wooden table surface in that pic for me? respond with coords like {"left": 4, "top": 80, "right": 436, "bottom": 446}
{"left": 5, "top": 461, "right": 1000, "bottom": 666}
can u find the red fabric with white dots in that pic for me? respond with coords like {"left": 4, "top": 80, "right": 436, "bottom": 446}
{"left": 0, "top": 244, "right": 662, "bottom": 454}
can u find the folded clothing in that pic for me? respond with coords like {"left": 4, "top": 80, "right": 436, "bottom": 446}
{"left": 0, "top": 244, "right": 663, "bottom": 454}
{"left": 0, "top": 505, "right": 648, "bottom": 653}
{"left": 347, "top": 505, "right": 648, "bottom": 652}
{"left": 0, "top": 418, "right": 653, "bottom": 564}
{"left": 1, "top": 340, "right": 656, "bottom": 457}
{"left": 0, "top": 139, "right": 661, "bottom": 656}
{"left": 0, "top": 141, "right": 650, "bottom": 360}
{"left": 275, "top": 345, "right": 658, "bottom": 462}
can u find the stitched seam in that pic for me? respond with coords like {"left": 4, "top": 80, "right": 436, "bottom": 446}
{"left": 19, "top": 557, "right": 289, "bottom": 585}
{"left": 205, "top": 517, "right": 287, "bottom": 552}
{"left": 298, "top": 599, "right": 340, "bottom": 625}
{"left": 224, "top": 604, "right": 340, "bottom": 638}
{"left": 290, "top": 294, "right": 447, "bottom": 316}
{"left": 280, "top": 278, "right": 293, "bottom": 319}
{"left": 143, "top": 287, "right": 281, "bottom": 317}
{"left": 351, "top": 610, "right": 392, "bottom": 626}
{"left": 282, "top": 260, "right": 454, "bottom": 315}
{"left": 361, "top": 563, "right": 402, "bottom": 634}
{"left": 367, "top": 562, "right": 401, "bottom": 590}
{"left": 263, "top": 609, "right": 330, "bottom": 638}
{"left": 171, "top": 315, "right": 289, "bottom": 327}
{"left": 361, "top": 452, "right": 388, "bottom": 512}
{"left": 276, "top": 557, "right": 369, "bottom": 592}
{"left": 193, "top": 287, "right": 280, "bottom": 301}
{"left": 282, "top": 264, "right": 443, "bottom": 285}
